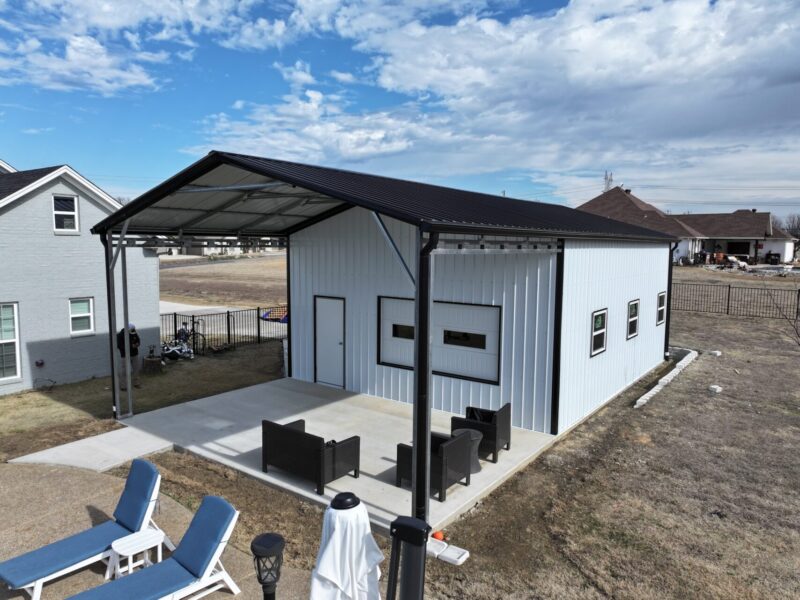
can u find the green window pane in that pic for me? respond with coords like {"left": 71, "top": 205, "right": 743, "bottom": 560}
{"left": 593, "top": 313, "right": 605, "bottom": 331}
{"left": 0, "top": 342, "right": 17, "bottom": 378}
{"left": 71, "top": 316, "right": 92, "bottom": 332}
{"left": 70, "top": 299, "right": 91, "bottom": 315}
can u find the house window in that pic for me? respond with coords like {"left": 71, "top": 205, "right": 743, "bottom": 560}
{"left": 392, "top": 324, "right": 414, "bottom": 340}
{"left": 53, "top": 195, "right": 78, "bottom": 231}
{"left": 591, "top": 309, "right": 607, "bottom": 356}
{"left": 657, "top": 292, "right": 667, "bottom": 325}
{"left": 69, "top": 298, "right": 94, "bottom": 334}
{"left": 443, "top": 330, "right": 487, "bottom": 350}
{"left": 0, "top": 303, "right": 20, "bottom": 380}
{"left": 627, "top": 300, "right": 640, "bottom": 339}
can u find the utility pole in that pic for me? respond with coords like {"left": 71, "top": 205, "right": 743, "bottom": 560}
{"left": 603, "top": 171, "right": 613, "bottom": 192}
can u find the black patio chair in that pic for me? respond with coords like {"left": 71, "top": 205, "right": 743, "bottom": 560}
{"left": 450, "top": 403, "right": 511, "bottom": 463}
{"left": 395, "top": 431, "right": 471, "bottom": 502}
{"left": 262, "top": 419, "right": 360, "bottom": 495}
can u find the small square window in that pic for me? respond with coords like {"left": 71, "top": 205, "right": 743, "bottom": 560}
{"left": 392, "top": 324, "right": 414, "bottom": 340}
{"left": 69, "top": 298, "right": 94, "bottom": 334}
{"left": 627, "top": 300, "right": 640, "bottom": 339}
{"left": 657, "top": 292, "right": 667, "bottom": 325}
{"left": 591, "top": 309, "right": 607, "bottom": 356}
{"left": 53, "top": 195, "right": 78, "bottom": 231}
{"left": 443, "top": 330, "right": 487, "bottom": 350}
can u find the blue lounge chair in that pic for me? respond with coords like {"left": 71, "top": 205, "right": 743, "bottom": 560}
{"left": 66, "top": 495, "right": 241, "bottom": 600}
{"left": 0, "top": 459, "right": 168, "bottom": 600}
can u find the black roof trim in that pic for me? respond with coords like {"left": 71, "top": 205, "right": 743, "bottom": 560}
{"left": 93, "top": 151, "right": 674, "bottom": 242}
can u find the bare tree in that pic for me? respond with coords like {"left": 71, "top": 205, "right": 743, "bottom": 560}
{"left": 783, "top": 213, "right": 800, "bottom": 238}
{"left": 771, "top": 213, "right": 784, "bottom": 231}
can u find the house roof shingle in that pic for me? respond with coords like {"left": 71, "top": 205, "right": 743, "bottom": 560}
{"left": 0, "top": 166, "right": 62, "bottom": 201}
{"left": 577, "top": 187, "right": 704, "bottom": 238}
{"left": 678, "top": 211, "right": 785, "bottom": 239}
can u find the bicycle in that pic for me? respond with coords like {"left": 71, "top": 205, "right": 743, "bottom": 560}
{"left": 174, "top": 319, "right": 207, "bottom": 356}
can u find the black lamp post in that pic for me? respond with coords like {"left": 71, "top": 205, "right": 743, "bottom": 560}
{"left": 251, "top": 533, "right": 285, "bottom": 600}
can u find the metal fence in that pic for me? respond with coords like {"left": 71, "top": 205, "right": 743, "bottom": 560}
{"left": 671, "top": 283, "right": 800, "bottom": 320}
{"left": 160, "top": 306, "right": 288, "bottom": 354}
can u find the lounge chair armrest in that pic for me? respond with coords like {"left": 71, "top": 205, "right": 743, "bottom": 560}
{"left": 284, "top": 419, "right": 305, "bottom": 432}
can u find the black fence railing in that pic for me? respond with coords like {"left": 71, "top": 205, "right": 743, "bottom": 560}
{"left": 160, "top": 306, "right": 288, "bottom": 354}
{"left": 671, "top": 283, "right": 800, "bottom": 320}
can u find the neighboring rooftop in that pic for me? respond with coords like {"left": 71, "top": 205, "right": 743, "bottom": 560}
{"left": 0, "top": 166, "right": 62, "bottom": 201}
{"left": 578, "top": 187, "right": 795, "bottom": 241}
{"left": 93, "top": 151, "right": 673, "bottom": 241}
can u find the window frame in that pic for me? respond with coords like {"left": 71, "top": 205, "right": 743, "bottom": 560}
{"left": 590, "top": 308, "right": 608, "bottom": 357}
{"left": 626, "top": 299, "right": 640, "bottom": 340}
{"left": 656, "top": 291, "right": 667, "bottom": 325}
{"left": 0, "top": 302, "right": 21, "bottom": 382}
{"left": 376, "top": 295, "right": 502, "bottom": 385}
{"left": 69, "top": 297, "right": 95, "bottom": 336}
{"left": 53, "top": 194, "right": 79, "bottom": 234}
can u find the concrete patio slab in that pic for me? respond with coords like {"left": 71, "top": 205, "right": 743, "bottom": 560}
{"left": 11, "top": 427, "right": 172, "bottom": 472}
{"left": 123, "top": 378, "right": 555, "bottom": 531}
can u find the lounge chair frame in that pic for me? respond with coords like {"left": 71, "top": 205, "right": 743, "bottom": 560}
{"left": 13, "top": 473, "right": 173, "bottom": 600}
{"left": 159, "top": 510, "right": 241, "bottom": 600}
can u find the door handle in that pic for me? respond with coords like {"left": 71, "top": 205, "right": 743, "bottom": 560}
{"left": 338, "top": 342, "right": 343, "bottom": 346}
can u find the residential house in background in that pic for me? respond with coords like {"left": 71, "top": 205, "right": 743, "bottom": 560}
{"left": 0, "top": 159, "right": 160, "bottom": 395}
{"left": 578, "top": 187, "right": 796, "bottom": 263}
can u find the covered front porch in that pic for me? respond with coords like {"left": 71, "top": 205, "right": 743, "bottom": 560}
{"left": 125, "top": 378, "right": 554, "bottom": 531}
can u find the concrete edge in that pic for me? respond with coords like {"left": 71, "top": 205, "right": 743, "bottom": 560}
{"left": 634, "top": 347, "right": 698, "bottom": 409}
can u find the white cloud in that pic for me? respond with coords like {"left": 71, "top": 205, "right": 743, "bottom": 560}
{"left": 22, "top": 126, "right": 53, "bottom": 134}
{"left": 330, "top": 69, "right": 356, "bottom": 84}
{"left": 273, "top": 60, "right": 316, "bottom": 89}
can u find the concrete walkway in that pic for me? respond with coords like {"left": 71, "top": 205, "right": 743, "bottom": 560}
{"left": 0, "top": 463, "right": 310, "bottom": 599}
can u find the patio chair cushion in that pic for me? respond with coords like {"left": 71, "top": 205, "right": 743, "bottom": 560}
{"left": 65, "top": 558, "right": 195, "bottom": 600}
{"left": 0, "top": 521, "right": 131, "bottom": 590}
{"left": 171, "top": 496, "right": 236, "bottom": 579}
{"left": 113, "top": 459, "right": 159, "bottom": 532}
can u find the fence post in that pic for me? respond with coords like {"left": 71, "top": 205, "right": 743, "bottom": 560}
{"left": 796, "top": 289, "right": 800, "bottom": 321}
{"left": 257, "top": 307, "right": 262, "bottom": 344}
{"left": 227, "top": 311, "right": 232, "bottom": 346}
{"left": 173, "top": 312, "right": 178, "bottom": 339}
{"left": 726, "top": 285, "right": 731, "bottom": 315}
{"left": 191, "top": 314, "right": 196, "bottom": 355}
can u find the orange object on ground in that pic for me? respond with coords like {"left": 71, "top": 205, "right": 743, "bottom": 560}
{"left": 432, "top": 531, "right": 445, "bottom": 541}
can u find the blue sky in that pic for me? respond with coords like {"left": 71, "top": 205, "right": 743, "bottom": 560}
{"left": 1, "top": 0, "right": 799, "bottom": 216}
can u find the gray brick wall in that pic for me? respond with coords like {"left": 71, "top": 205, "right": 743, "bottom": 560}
{"left": 0, "top": 177, "right": 159, "bottom": 395}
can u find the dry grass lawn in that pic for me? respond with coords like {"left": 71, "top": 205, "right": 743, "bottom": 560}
{"left": 0, "top": 342, "right": 284, "bottom": 462}
{"left": 160, "top": 254, "right": 287, "bottom": 307}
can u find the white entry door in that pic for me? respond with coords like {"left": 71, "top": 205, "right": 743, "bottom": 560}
{"left": 315, "top": 296, "right": 345, "bottom": 388}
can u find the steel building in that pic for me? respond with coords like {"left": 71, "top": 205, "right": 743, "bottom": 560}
{"left": 92, "top": 151, "right": 674, "bottom": 519}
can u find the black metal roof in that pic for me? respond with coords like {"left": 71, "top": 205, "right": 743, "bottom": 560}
{"left": 93, "top": 151, "right": 673, "bottom": 241}
{"left": 0, "top": 166, "right": 61, "bottom": 201}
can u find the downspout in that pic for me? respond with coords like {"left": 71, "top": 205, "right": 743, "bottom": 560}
{"left": 664, "top": 241, "right": 678, "bottom": 359}
{"left": 412, "top": 229, "right": 438, "bottom": 523}
{"left": 549, "top": 240, "right": 565, "bottom": 435}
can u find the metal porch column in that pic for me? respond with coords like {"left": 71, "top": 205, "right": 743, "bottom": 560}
{"left": 102, "top": 233, "right": 120, "bottom": 419}
{"left": 120, "top": 240, "right": 133, "bottom": 416}
{"left": 411, "top": 230, "right": 438, "bottom": 522}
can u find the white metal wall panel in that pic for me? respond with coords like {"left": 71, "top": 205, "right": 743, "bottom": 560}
{"left": 289, "top": 206, "right": 557, "bottom": 431}
{"left": 558, "top": 239, "right": 670, "bottom": 433}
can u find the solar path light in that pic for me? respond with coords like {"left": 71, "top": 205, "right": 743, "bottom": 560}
{"left": 251, "top": 533, "right": 285, "bottom": 600}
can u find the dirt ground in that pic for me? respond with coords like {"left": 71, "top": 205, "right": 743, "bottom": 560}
{"left": 160, "top": 254, "right": 287, "bottom": 307}
{"left": 0, "top": 342, "right": 284, "bottom": 462}
{"left": 118, "top": 311, "right": 800, "bottom": 599}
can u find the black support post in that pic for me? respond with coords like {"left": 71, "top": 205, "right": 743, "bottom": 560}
{"left": 101, "top": 233, "right": 119, "bottom": 419}
{"left": 286, "top": 237, "right": 292, "bottom": 378}
{"left": 550, "top": 240, "right": 565, "bottom": 435}
{"left": 412, "top": 229, "right": 438, "bottom": 522}
{"left": 665, "top": 242, "right": 678, "bottom": 359}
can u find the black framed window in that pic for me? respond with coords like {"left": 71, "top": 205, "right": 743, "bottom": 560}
{"left": 591, "top": 309, "right": 607, "bottom": 356}
{"left": 443, "top": 330, "right": 486, "bottom": 350}
{"left": 627, "top": 300, "right": 639, "bottom": 339}
{"left": 392, "top": 324, "right": 414, "bottom": 340}
{"left": 656, "top": 292, "right": 667, "bottom": 325}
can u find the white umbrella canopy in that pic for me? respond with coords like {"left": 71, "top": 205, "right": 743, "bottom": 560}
{"left": 311, "top": 494, "right": 384, "bottom": 600}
